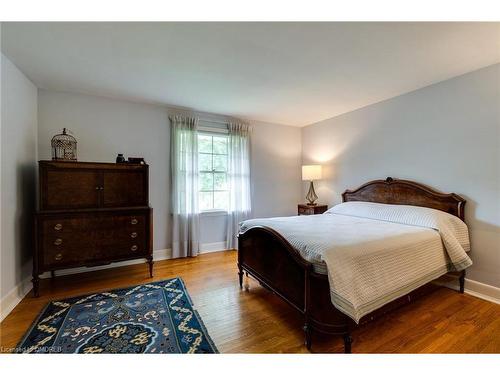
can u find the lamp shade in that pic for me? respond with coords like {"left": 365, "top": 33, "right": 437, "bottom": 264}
{"left": 302, "top": 165, "right": 322, "bottom": 181}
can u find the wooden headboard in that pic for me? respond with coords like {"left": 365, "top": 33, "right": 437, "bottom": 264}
{"left": 342, "top": 177, "right": 466, "bottom": 221}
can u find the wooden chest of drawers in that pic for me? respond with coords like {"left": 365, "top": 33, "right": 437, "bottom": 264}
{"left": 33, "top": 161, "right": 153, "bottom": 296}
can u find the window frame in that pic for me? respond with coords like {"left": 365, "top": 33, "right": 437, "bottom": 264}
{"left": 197, "top": 129, "right": 229, "bottom": 213}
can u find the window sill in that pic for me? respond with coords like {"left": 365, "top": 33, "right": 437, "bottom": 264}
{"left": 200, "top": 210, "right": 228, "bottom": 217}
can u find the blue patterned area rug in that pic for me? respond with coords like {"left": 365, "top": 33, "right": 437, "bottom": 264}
{"left": 18, "top": 278, "right": 218, "bottom": 354}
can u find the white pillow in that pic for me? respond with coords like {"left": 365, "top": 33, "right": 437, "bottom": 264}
{"left": 326, "top": 201, "right": 470, "bottom": 253}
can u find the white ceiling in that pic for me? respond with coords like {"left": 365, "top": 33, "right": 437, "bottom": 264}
{"left": 2, "top": 22, "right": 499, "bottom": 126}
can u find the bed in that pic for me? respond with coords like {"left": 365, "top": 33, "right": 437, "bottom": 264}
{"left": 237, "top": 177, "right": 471, "bottom": 353}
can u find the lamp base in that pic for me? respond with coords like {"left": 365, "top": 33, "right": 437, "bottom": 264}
{"left": 305, "top": 180, "right": 318, "bottom": 206}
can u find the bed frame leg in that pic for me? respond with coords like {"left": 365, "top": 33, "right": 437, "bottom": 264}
{"left": 343, "top": 333, "right": 353, "bottom": 354}
{"left": 238, "top": 264, "right": 244, "bottom": 289}
{"left": 459, "top": 270, "right": 465, "bottom": 294}
{"left": 304, "top": 322, "right": 312, "bottom": 351}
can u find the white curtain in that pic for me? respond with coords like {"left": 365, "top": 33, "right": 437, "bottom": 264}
{"left": 226, "top": 122, "right": 252, "bottom": 249}
{"left": 170, "top": 116, "right": 200, "bottom": 257}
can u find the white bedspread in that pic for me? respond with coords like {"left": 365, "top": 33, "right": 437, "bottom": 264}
{"left": 239, "top": 202, "right": 472, "bottom": 323}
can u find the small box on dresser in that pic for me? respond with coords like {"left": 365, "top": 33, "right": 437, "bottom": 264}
{"left": 33, "top": 161, "right": 153, "bottom": 297}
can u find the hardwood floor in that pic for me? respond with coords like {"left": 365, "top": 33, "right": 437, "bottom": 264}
{"left": 1, "top": 250, "right": 499, "bottom": 353}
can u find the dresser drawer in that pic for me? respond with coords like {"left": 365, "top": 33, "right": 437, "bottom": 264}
{"left": 298, "top": 206, "right": 314, "bottom": 215}
{"left": 40, "top": 237, "right": 148, "bottom": 269}
{"left": 297, "top": 204, "right": 328, "bottom": 215}
{"left": 37, "top": 210, "right": 150, "bottom": 269}
{"left": 41, "top": 214, "right": 147, "bottom": 233}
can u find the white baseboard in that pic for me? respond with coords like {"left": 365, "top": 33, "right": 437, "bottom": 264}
{"left": 38, "top": 244, "right": 231, "bottom": 278}
{"left": 0, "top": 248, "right": 173, "bottom": 322}
{"left": 0, "top": 276, "right": 33, "bottom": 322}
{"left": 199, "top": 241, "right": 228, "bottom": 254}
{"left": 464, "top": 278, "right": 500, "bottom": 304}
{"left": 0, "top": 244, "right": 230, "bottom": 322}
{"left": 0, "top": 245, "right": 231, "bottom": 322}
{"left": 40, "top": 248, "right": 172, "bottom": 279}
{"left": 6, "top": 248, "right": 495, "bottom": 324}
{"left": 434, "top": 276, "right": 499, "bottom": 305}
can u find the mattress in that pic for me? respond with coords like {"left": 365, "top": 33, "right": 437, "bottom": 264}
{"left": 240, "top": 214, "right": 443, "bottom": 275}
{"left": 239, "top": 202, "right": 472, "bottom": 322}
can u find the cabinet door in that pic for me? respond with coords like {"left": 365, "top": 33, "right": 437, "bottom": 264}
{"left": 42, "top": 168, "right": 101, "bottom": 210}
{"left": 102, "top": 169, "right": 147, "bottom": 207}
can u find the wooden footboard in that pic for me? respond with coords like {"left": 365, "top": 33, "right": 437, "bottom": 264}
{"left": 238, "top": 226, "right": 351, "bottom": 352}
{"left": 238, "top": 226, "right": 311, "bottom": 313}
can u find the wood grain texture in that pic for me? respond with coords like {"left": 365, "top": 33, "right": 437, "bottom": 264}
{"left": 297, "top": 204, "right": 328, "bottom": 215}
{"left": 34, "top": 161, "right": 153, "bottom": 297}
{"left": 39, "top": 160, "right": 149, "bottom": 211}
{"left": 342, "top": 177, "right": 466, "bottom": 220}
{"left": 1, "top": 251, "right": 498, "bottom": 353}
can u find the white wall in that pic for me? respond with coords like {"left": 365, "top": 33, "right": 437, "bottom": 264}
{"left": 1, "top": 54, "right": 38, "bottom": 319}
{"left": 38, "top": 90, "right": 302, "bottom": 253}
{"left": 302, "top": 63, "right": 500, "bottom": 288}
{"left": 251, "top": 121, "right": 303, "bottom": 218}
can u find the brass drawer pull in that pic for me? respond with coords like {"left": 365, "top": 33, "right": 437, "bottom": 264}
{"left": 131, "top": 245, "right": 138, "bottom": 252}
{"left": 54, "top": 223, "right": 62, "bottom": 231}
{"left": 54, "top": 253, "right": 63, "bottom": 261}
{"left": 130, "top": 232, "right": 138, "bottom": 238}
{"left": 54, "top": 238, "right": 63, "bottom": 246}
{"left": 131, "top": 218, "right": 138, "bottom": 225}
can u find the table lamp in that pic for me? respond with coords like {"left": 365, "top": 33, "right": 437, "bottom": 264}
{"left": 302, "top": 165, "right": 322, "bottom": 206}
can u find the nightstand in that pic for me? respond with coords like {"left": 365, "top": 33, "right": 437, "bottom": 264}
{"left": 298, "top": 204, "right": 328, "bottom": 215}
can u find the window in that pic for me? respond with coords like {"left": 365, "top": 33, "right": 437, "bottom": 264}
{"left": 198, "top": 133, "right": 229, "bottom": 211}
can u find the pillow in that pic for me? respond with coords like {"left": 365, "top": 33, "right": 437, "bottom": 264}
{"left": 326, "top": 201, "right": 471, "bottom": 254}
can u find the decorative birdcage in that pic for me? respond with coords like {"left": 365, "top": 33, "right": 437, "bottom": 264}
{"left": 51, "top": 128, "right": 77, "bottom": 161}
